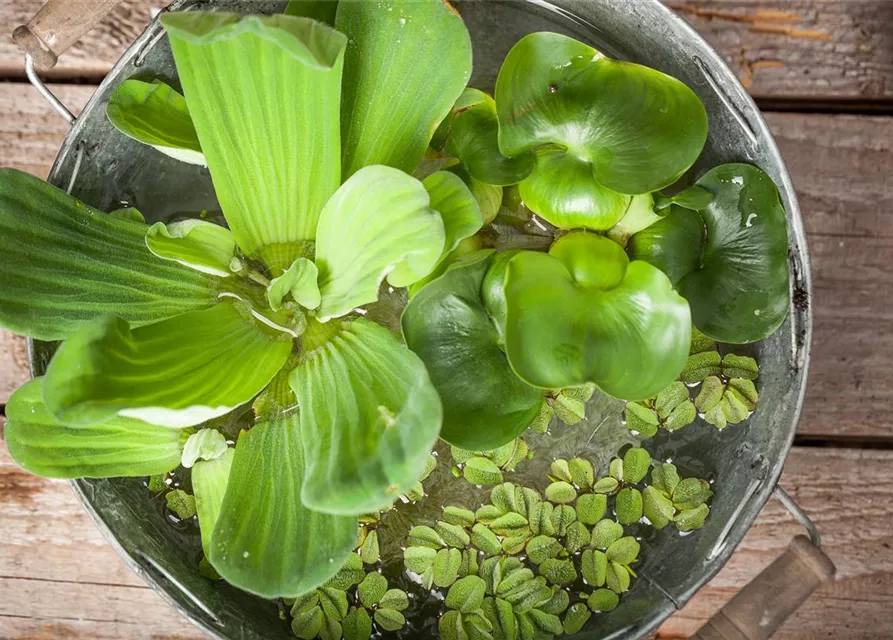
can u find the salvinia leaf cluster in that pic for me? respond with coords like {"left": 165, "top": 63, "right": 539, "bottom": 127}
{"left": 1, "top": 1, "right": 477, "bottom": 599}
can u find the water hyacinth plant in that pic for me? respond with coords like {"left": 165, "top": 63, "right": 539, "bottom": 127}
{"left": 0, "top": 0, "right": 792, "bottom": 634}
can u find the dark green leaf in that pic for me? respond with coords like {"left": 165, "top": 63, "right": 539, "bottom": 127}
{"left": 502, "top": 233, "right": 691, "bottom": 400}
{"left": 284, "top": 0, "right": 338, "bottom": 24}
{"left": 432, "top": 88, "right": 534, "bottom": 186}
{"left": 434, "top": 548, "right": 463, "bottom": 588}
{"left": 342, "top": 607, "right": 373, "bottom": 640}
{"left": 4, "top": 378, "right": 183, "bottom": 479}
{"left": 106, "top": 79, "right": 204, "bottom": 165}
{"left": 315, "top": 165, "right": 445, "bottom": 320}
{"left": 336, "top": 0, "right": 472, "bottom": 177}
{"left": 373, "top": 608, "right": 405, "bottom": 632}
{"left": 165, "top": 489, "right": 196, "bottom": 519}
{"left": 0, "top": 169, "right": 216, "bottom": 340}
{"left": 209, "top": 414, "right": 357, "bottom": 598}
{"left": 496, "top": 32, "right": 707, "bottom": 194}
{"left": 653, "top": 185, "right": 713, "bottom": 212}
{"left": 290, "top": 318, "right": 442, "bottom": 514}
{"left": 43, "top": 303, "right": 292, "bottom": 427}
{"left": 162, "top": 12, "right": 348, "bottom": 271}
{"left": 402, "top": 251, "right": 543, "bottom": 449}
{"left": 358, "top": 572, "right": 388, "bottom": 608}
{"left": 627, "top": 206, "right": 705, "bottom": 287}
{"left": 538, "top": 558, "right": 577, "bottom": 586}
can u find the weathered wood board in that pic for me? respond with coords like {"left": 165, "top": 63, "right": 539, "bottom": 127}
{"left": 3, "top": 1, "right": 893, "bottom": 103}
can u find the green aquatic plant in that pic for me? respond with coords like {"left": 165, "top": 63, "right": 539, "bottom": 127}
{"left": 0, "top": 0, "right": 786, "bottom": 624}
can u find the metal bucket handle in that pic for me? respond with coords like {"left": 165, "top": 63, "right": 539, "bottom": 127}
{"left": 14, "top": 2, "right": 835, "bottom": 638}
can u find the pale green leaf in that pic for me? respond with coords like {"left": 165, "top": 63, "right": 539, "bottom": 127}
{"left": 446, "top": 575, "right": 487, "bottom": 613}
{"left": 43, "top": 302, "right": 292, "bottom": 427}
{"left": 336, "top": 0, "right": 472, "bottom": 177}
{"left": 193, "top": 448, "right": 234, "bottom": 556}
{"left": 162, "top": 12, "right": 348, "bottom": 270}
{"left": 464, "top": 457, "right": 504, "bottom": 486}
{"left": 404, "top": 546, "right": 437, "bottom": 574}
{"left": 470, "top": 524, "right": 502, "bottom": 556}
{"left": 315, "top": 166, "right": 445, "bottom": 320}
{"left": 538, "top": 558, "right": 577, "bottom": 586}
{"left": 544, "top": 481, "right": 576, "bottom": 505}
{"left": 587, "top": 588, "right": 619, "bottom": 612}
{"left": 4, "top": 378, "right": 183, "bottom": 479}
{"left": 581, "top": 549, "right": 607, "bottom": 587}
{"left": 590, "top": 520, "right": 623, "bottom": 550}
{"left": 181, "top": 428, "right": 228, "bottom": 468}
{"left": 106, "top": 79, "right": 205, "bottom": 165}
{"left": 437, "top": 521, "right": 471, "bottom": 549}
{"left": 373, "top": 608, "right": 405, "bottom": 632}
{"left": 616, "top": 488, "right": 644, "bottom": 525}
{"left": 434, "top": 548, "right": 463, "bottom": 588}
{"left": 563, "top": 602, "right": 592, "bottom": 635}
{"left": 209, "top": 414, "right": 357, "bottom": 598}
{"left": 290, "top": 318, "right": 442, "bottom": 514}
{"left": 622, "top": 448, "right": 652, "bottom": 484}
{"left": 146, "top": 219, "right": 236, "bottom": 277}
{"left": 358, "top": 572, "right": 388, "bottom": 607}
{"left": 576, "top": 493, "right": 607, "bottom": 525}
{"left": 267, "top": 257, "right": 320, "bottom": 312}
{"left": 444, "top": 506, "right": 477, "bottom": 528}
{"left": 0, "top": 169, "right": 216, "bottom": 341}
{"left": 379, "top": 588, "right": 410, "bottom": 611}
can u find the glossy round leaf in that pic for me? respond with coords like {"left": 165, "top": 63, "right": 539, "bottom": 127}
{"left": 402, "top": 251, "right": 544, "bottom": 449}
{"left": 432, "top": 88, "right": 534, "bottom": 186}
{"left": 679, "top": 164, "right": 790, "bottom": 343}
{"left": 629, "top": 164, "right": 790, "bottom": 343}
{"left": 495, "top": 32, "right": 707, "bottom": 195}
{"left": 627, "top": 205, "right": 704, "bottom": 286}
{"left": 502, "top": 233, "right": 691, "bottom": 400}
{"left": 518, "top": 148, "right": 630, "bottom": 230}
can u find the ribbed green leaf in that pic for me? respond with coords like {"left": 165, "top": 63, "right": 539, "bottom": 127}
{"left": 162, "top": 12, "right": 348, "bottom": 271}
{"left": 496, "top": 32, "right": 707, "bottom": 195}
{"left": 209, "top": 414, "right": 356, "bottom": 598}
{"left": 106, "top": 79, "right": 205, "bottom": 165}
{"left": 402, "top": 251, "right": 543, "bottom": 449}
{"left": 502, "top": 233, "right": 691, "bottom": 400}
{"left": 193, "top": 448, "right": 234, "bottom": 556}
{"left": 43, "top": 302, "right": 292, "bottom": 427}
{"left": 336, "top": 0, "right": 472, "bottom": 177}
{"left": 267, "top": 257, "right": 320, "bottom": 312}
{"left": 290, "top": 318, "right": 442, "bottom": 514}
{"left": 432, "top": 88, "right": 534, "bottom": 186}
{"left": 0, "top": 169, "right": 216, "bottom": 340}
{"left": 146, "top": 220, "right": 236, "bottom": 277}
{"left": 407, "top": 171, "right": 484, "bottom": 296}
{"left": 315, "top": 166, "right": 445, "bottom": 320}
{"left": 4, "top": 378, "right": 183, "bottom": 479}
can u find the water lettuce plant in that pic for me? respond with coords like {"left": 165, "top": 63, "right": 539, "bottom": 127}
{"left": 0, "top": 0, "right": 792, "bottom": 628}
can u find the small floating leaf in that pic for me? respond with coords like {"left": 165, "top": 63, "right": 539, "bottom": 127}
{"left": 342, "top": 607, "right": 373, "bottom": 640}
{"left": 576, "top": 493, "right": 608, "bottom": 525}
{"left": 291, "top": 605, "right": 324, "bottom": 640}
{"left": 360, "top": 529, "right": 380, "bottom": 565}
{"left": 552, "top": 393, "right": 586, "bottom": 425}
{"left": 458, "top": 549, "right": 479, "bottom": 578}
{"left": 606, "top": 562, "right": 631, "bottom": 594}
{"left": 722, "top": 354, "right": 760, "bottom": 380}
{"left": 490, "top": 513, "right": 530, "bottom": 538}
{"left": 166, "top": 489, "right": 196, "bottom": 520}
{"left": 616, "top": 488, "right": 644, "bottom": 525}
{"left": 581, "top": 549, "right": 608, "bottom": 587}
{"left": 624, "top": 402, "right": 659, "bottom": 438}
{"left": 549, "top": 459, "right": 572, "bottom": 483}
{"left": 642, "top": 486, "right": 675, "bottom": 530}
{"left": 564, "top": 521, "right": 591, "bottom": 554}
{"left": 664, "top": 401, "right": 697, "bottom": 432}
{"left": 673, "top": 478, "right": 713, "bottom": 510}
{"left": 654, "top": 382, "right": 690, "bottom": 420}
{"left": 544, "top": 481, "right": 577, "bottom": 505}
{"left": 588, "top": 588, "right": 620, "bottom": 612}
{"left": 373, "top": 608, "right": 406, "bottom": 632}
{"left": 528, "top": 502, "right": 556, "bottom": 536}
{"left": 444, "top": 506, "right": 477, "bottom": 528}
{"left": 464, "top": 457, "right": 505, "bottom": 486}
{"left": 593, "top": 477, "right": 620, "bottom": 494}
{"left": 675, "top": 503, "right": 710, "bottom": 531}
{"left": 320, "top": 586, "right": 350, "bottom": 621}
{"left": 563, "top": 602, "right": 592, "bottom": 634}
{"left": 408, "top": 526, "right": 444, "bottom": 549}
{"left": 550, "top": 505, "right": 577, "bottom": 537}
{"left": 621, "top": 448, "right": 651, "bottom": 485}
{"left": 434, "top": 548, "right": 463, "bottom": 588}
{"left": 357, "top": 572, "right": 387, "bottom": 608}
{"left": 501, "top": 535, "right": 529, "bottom": 556}
{"left": 680, "top": 350, "right": 722, "bottom": 384}
{"left": 471, "top": 524, "right": 503, "bottom": 556}
{"left": 695, "top": 376, "right": 725, "bottom": 412}
{"left": 591, "top": 520, "right": 624, "bottom": 550}
{"left": 650, "top": 463, "right": 680, "bottom": 496}
{"left": 379, "top": 589, "right": 410, "bottom": 612}
{"left": 568, "top": 458, "right": 595, "bottom": 489}
{"left": 526, "top": 536, "right": 562, "bottom": 565}
{"left": 446, "top": 575, "right": 487, "bottom": 613}
{"left": 606, "top": 537, "right": 640, "bottom": 566}
{"left": 437, "top": 521, "right": 472, "bottom": 549}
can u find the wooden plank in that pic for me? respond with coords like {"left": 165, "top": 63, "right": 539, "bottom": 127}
{"left": 0, "top": 332, "right": 29, "bottom": 405}
{"left": 668, "top": 1, "right": 893, "bottom": 102}
{"left": 3, "top": 1, "right": 893, "bottom": 103}
{"left": 1, "top": 442, "right": 891, "bottom": 638}
{"left": 0, "top": 1, "right": 165, "bottom": 80}
{"left": 1, "top": 85, "right": 892, "bottom": 436}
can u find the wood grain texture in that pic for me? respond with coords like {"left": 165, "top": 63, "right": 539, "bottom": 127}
{"left": 3, "top": 1, "right": 893, "bottom": 102}
{"left": 0, "top": 0, "right": 165, "bottom": 79}
{"left": 2, "top": 87, "right": 892, "bottom": 436}
{"left": 1, "top": 442, "right": 890, "bottom": 639}
{"left": 669, "top": 1, "right": 893, "bottom": 102}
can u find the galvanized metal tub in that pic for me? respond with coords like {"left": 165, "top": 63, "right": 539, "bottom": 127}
{"left": 23, "top": 0, "right": 814, "bottom": 637}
